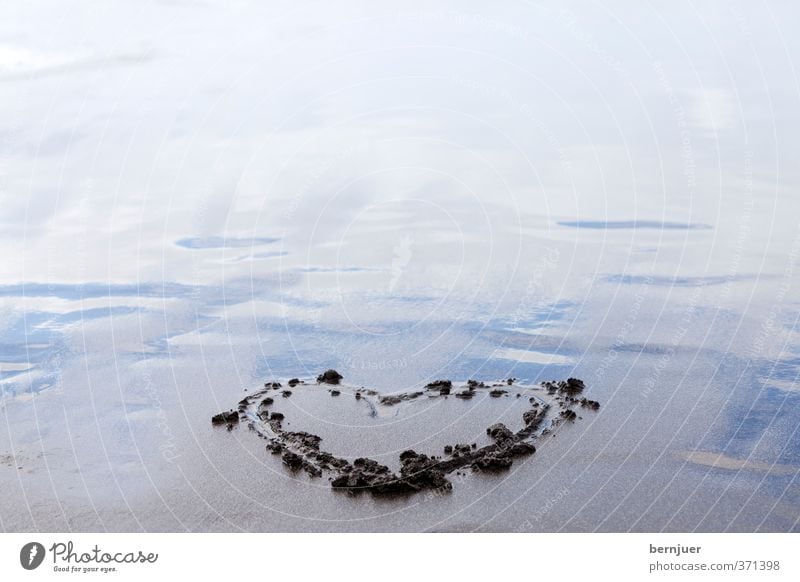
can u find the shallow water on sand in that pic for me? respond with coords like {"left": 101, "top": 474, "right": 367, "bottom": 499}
{"left": 1, "top": 1, "right": 799, "bottom": 531}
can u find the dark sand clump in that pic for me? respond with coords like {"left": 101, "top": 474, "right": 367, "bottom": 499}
{"left": 317, "top": 369, "right": 343, "bottom": 385}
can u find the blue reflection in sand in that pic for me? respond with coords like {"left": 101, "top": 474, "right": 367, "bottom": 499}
{"left": 559, "top": 220, "right": 712, "bottom": 230}
{"left": 175, "top": 236, "right": 281, "bottom": 249}
{"left": 298, "top": 266, "right": 382, "bottom": 273}
{"left": 0, "top": 282, "right": 197, "bottom": 299}
{"left": 604, "top": 274, "right": 773, "bottom": 287}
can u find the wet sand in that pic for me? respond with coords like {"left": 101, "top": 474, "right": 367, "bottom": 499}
{"left": 1, "top": 1, "right": 799, "bottom": 533}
